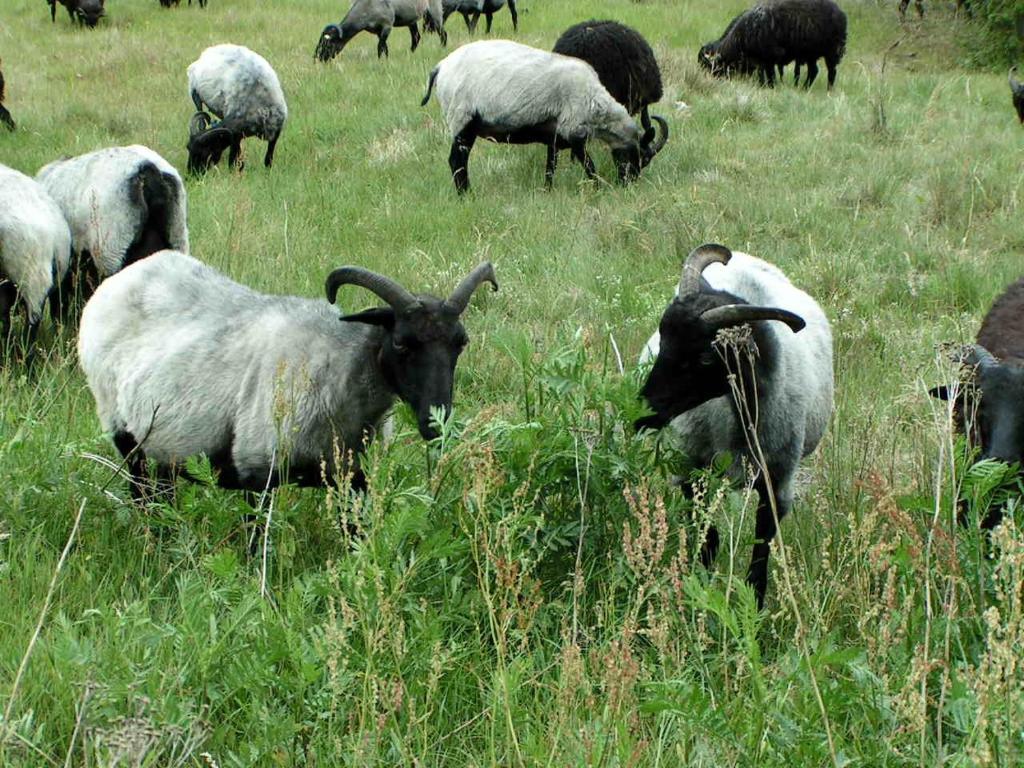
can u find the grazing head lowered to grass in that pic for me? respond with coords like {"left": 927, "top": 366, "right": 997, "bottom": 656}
{"left": 186, "top": 44, "right": 288, "bottom": 174}
{"left": 636, "top": 243, "right": 834, "bottom": 609}
{"left": 420, "top": 40, "right": 667, "bottom": 193}
{"left": 48, "top": 0, "right": 105, "bottom": 27}
{"left": 932, "top": 276, "right": 1024, "bottom": 528}
{"left": 36, "top": 145, "right": 189, "bottom": 316}
{"left": 699, "top": 0, "right": 847, "bottom": 89}
{"left": 77, "top": 252, "right": 498, "bottom": 499}
{"left": 553, "top": 20, "right": 664, "bottom": 151}
{"left": 0, "top": 164, "right": 72, "bottom": 365}
{"left": 315, "top": 0, "right": 447, "bottom": 62}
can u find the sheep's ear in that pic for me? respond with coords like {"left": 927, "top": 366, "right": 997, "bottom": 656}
{"left": 929, "top": 385, "right": 951, "bottom": 401}
{"left": 340, "top": 307, "right": 395, "bottom": 329}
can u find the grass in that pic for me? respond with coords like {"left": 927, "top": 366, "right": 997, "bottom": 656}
{"left": 2, "top": 0, "right": 1024, "bottom": 764}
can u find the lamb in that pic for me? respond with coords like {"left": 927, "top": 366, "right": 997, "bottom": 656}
{"left": 420, "top": 40, "right": 668, "bottom": 193}
{"left": 699, "top": 0, "right": 847, "bottom": 89}
{"left": 442, "top": 0, "right": 518, "bottom": 34}
{"left": 36, "top": 145, "right": 189, "bottom": 312}
{"left": 315, "top": 0, "right": 447, "bottom": 62}
{"left": 186, "top": 45, "right": 288, "bottom": 174}
{"left": 931, "top": 277, "right": 1024, "bottom": 529}
{"left": 0, "top": 60, "right": 14, "bottom": 131}
{"left": 553, "top": 21, "right": 664, "bottom": 151}
{"left": 77, "top": 252, "right": 498, "bottom": 498}
{"left": 0, "top": 164, "right": 72, "bottom": 362}
{"left": 1010, "top": 68, "right": 1024, "bottom": 124}
{"left": 636, "top": 243, "right": 834, "bottom": 609}
{"left": 48, "top": 0, "right": 105, "bottom": 27}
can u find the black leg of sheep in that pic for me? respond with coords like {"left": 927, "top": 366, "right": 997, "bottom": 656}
{"left": 449, "top": 123, "right": 478, "bottom": 193}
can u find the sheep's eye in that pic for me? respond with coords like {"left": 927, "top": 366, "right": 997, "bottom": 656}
{"left": 699, "top": 351, "right": 717, "bottom": 367}
{"left": 393, "top": 340, "right": 409, "bottom": 354}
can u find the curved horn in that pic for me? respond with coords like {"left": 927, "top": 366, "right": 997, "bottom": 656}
{"left": 955, "top": 343, "right": 998, "bottom": 370}
{"left": 189, "top": 110, "right": 211, "bottom": 137}
{"left": 325, "top": 267, "right": 419, "bottom": 310}
{"left": 445, "top": 261, "right": 498, "bottom": 314}
{"left": 679, "top": 243, "right": 732, "bottom": 296}
{"left": 647, "top": 115, "right": 669, "bottom": 157}
{"left": 700, "top": 304, "right": 806, "bottom": 333}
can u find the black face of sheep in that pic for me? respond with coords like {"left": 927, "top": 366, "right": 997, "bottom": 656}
{"left": 1010, "top": 68, "right": 1024, "bottom": 124}
{"left": 315, "top": 25, "right": 347, "bottom": 62}
{"left": 75, "top": 0, "right": 105, "bottom": 27}
{"left": 636, "top": 244, "right": 806, "bottom": 431}
{"left": 327, "top": 263, "right": 498, "bottom": 440}
{"left": 187, "top": 113, "right": 236, "bottom": 174}
{"left": 611, "top": 115, "right": 668, "bottom": 182}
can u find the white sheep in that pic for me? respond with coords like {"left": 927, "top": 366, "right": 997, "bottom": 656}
{"left": 186, "top": 44, "right": 288, "bottom": 173}
{"left": 78, "top": 250, "right": 497, "bottom": 498}
{"left": 637, "top": 244, "right": 833, "bottom": 609}
{"left": 420, "top": 40, "right": 667, "bottom": 192}
{"left": 36, "top": 145, "right": 188, "bottom": 308}
{"left": 0, "top": 164, "right": 72, "bottom": 361}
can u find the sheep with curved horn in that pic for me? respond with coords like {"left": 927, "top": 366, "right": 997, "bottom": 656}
{"left": 78, "top": 251, "right": 498, "bottom": 499}
{"left": 636, "top": 243, "right": 834, "bottom": 609}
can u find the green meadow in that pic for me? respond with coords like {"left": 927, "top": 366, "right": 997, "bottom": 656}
{"left": 1, "top": 0, "right": 1024, "bottom": 764}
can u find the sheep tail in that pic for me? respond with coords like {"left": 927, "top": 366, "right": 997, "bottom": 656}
{"left": 420, "top": 67, "right": 438, "bottom": 107}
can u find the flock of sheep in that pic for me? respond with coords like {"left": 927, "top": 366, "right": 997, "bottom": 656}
{"left": 1, "top": 0, "right": 1022, "bottom": 609}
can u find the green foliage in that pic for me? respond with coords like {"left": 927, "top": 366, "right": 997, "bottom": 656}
{"left": 962, "top": 0, "right": 1024, "bottom": 69}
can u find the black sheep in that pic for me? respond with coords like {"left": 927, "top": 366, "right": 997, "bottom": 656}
{"left": 1010, "top": 68, "right": 1024, "bottom": 124}
{"left": 932, "top": 277, "right": 1024, "bottom": 528}
{"left": 0, "top": 60, "right": 14, "bottom": 132}
{"left": 699, "top": 0, "right": 847, "bottom": 90}
{"left": 48, "top": 0, "right": 105, "bottom": 27}
{"left": 553, "top": 20, "right": 664, "bottom": 145}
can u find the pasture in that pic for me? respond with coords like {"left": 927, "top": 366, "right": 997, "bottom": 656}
{"left": 2, "top": 0, "right": 1024, "bottom": 764}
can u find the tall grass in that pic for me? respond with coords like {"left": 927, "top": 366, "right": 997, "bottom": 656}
{"left": 1, "top": 0, "right": 1023, "bottom": 764}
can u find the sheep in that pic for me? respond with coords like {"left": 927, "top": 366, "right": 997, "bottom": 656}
{"left": 636, "top": 243, "right": 834, "bottom": 609}
{"left": 552, "top": 20, "right": 664, "bottom": 153}
{"left": 442, "top": 0, "right": 518, "bottom": 34}
{"left": 699, "top": 0, "right": 847, "bottom": 90}
{"left": 315, "top": 0, "right": 447, "bottom": 62}
{"left": 186, "top": 45, "right": 288, "bottom": 174}
{"left": 420, "top": 40, "right": 668, "bottom": 193}
{"left": 0, "top": 164, "right": 72, "bottom": 363}
{"left": 48, "top": 0, "right": 105, "bottom": 27}
{"left": 0, "top": 60, "right": 14, "bottom": 132}
{"left": 931, "top": 277, "right": 1024, "bottom": 529}
{"left": 36, "top": 145, "right": 188, "bottom": 313}
{"left": 77, "top": 252, "right": 498, "bottom": 498}
{"left": 1010, "top": 68, "right": 1024, "bottom": 124}
{"left": 898, "top": 0, "right": 924, "bottom": 19}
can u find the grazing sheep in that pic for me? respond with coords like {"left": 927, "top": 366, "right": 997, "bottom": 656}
{"left": 420, "top": 40, "right": 668, "bottom": 193}
{"left": 0, "top": 60, "right": 14, "bottom": 131}
{"left": 36, "top": 145, "right": 189, "bottom": 311}
{"left": 442, "top": 0, "right": 518, "bottom": 34}
{"left": 187, "top": 45, "right": 288, "bottom": 174}
{"left": 699, "top": 0, "right": 847, "bottom": 89}
{"left": 553, "top": 20, "right": 664, "bottom": 150}
{"left": 1010, "top": 68, "right": 1024, "bottom": 124}
{"left": 636, "top": 244, "right": 834, "bottom": 609}
{"left": 898, "top": 0, "right": 924, "bottom": 19}
{"left": 315, "top": 0, "right": 447, "bottom": 62}
{"left": 78, "top": 252, "right": 498, "bottom": 498}
{"left": 0, "top": 164, "right": 72, "bottom": 362}
{"left": 48, "top": 0, "right": 105, "bottom": 27}
{"left": 931, "top": 277, "right": 1024, "bottom": 528}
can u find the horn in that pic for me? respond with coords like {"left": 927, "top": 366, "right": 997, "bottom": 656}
{"left": 647, "top": 115, "right": 669, "bottom": 156}
{"left": 679, "top": 243, "right": 732, "bottom": 296}
{"left": 189, "top": 110, "right": 211, "bottom": 137}
{"left": 325, "top": 266, "right": 419, "bottom": 311}
{"left": 955, "top": 343, "right": 997, "bottom": 370}
{"left": 700, "top": 304, "right": 806, "bottom": 333}
{"left": 444, "top": 262, "right": 499, "bottom": 314}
